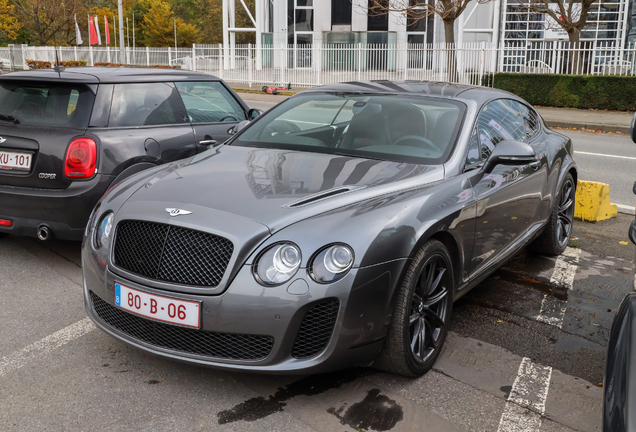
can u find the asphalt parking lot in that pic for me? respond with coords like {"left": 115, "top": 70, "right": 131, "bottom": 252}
{"left": 0, "top": 210, "right": 631, "bottom": 431}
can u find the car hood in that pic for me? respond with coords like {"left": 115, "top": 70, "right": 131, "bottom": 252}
{"left": 124, "top": 145, "right": 444, "bottom": 233}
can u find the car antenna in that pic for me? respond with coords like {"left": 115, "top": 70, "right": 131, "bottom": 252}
{"left": 53, "top": 47, "right": 65, "bottom": 76}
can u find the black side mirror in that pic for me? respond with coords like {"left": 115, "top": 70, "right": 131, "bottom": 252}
{"left": 483, "top": 140, "right": 536, "bottom": 173}
{"left": 248, "top": 108, "right": 263, "bottom": 121}
{"left": 631, "top": 112, "right": 636, "bottom": 143}
{"left": 629, "top": 220, "right": 636, "bottom": 245}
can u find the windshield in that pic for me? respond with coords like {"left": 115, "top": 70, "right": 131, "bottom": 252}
{"left": 0, "top": 80, "right": 94, "bottom": 128}
{"left": 233, "top": 93, "right": 465, "bottom": 164}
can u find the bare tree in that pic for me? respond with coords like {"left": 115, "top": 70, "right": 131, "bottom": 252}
{"left": 11, "top": 0, "right": 82, "bottom": 45}
{"left": 365, "top": 0, "right": 488, "bottom": 46}
{"left": 515, "top": 0, "right": 594, "bottom": 72}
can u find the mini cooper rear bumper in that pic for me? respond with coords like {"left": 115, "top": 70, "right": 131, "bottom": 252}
{"left": 0, "top": 174, "right": 114, "bottom": 240}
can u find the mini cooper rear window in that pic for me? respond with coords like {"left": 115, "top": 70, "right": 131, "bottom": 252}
{"left": 0, "top": 81, "right": 94, "bottom": 128}
{"left": 234, "top": 93, "right": 465, "bottom": 165}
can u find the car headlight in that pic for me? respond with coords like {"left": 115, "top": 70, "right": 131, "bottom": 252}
{"left": 85, "top": 203, "right": 101, "bottom": 236}
{"left": 309, "top": 244, "right": 354, "bottom": 283}
{"left": 94, "top": 212, "right": 114, "bottom": 249}
{"left": 254, "top": 243, "right": 301, "bottom": 286}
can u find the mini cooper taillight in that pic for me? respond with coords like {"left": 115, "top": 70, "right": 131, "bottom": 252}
{"left": 64, "top": 138, "right": 97, "bottom": 178}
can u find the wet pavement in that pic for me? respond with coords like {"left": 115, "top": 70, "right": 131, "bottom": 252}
{"left": 0, "top": 215, "right": 631, "bottom": 431}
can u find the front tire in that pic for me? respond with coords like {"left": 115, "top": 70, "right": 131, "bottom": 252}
{"left": 374, "top": 240, "right": 453, "bottom": 377}
{"left": 531, "top": 173, "right": 576, "bottom": 256}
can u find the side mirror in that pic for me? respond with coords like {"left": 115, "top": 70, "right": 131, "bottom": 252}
{"left": 248, "top": 108, "right": 263, "bottom": 121}
{"left": 629, "top": 220, "right": 636, "bottom": 245}
{"left": 229, "top": 119, "right": 251, "bottom": 135}
{"left": 483, "top": 140, "right": 536, "bottom": 173}
{"left": 631, "top": 112, "right": 636, "bottom": 143}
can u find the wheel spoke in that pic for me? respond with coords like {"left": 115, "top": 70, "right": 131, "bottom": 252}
{"left": 422, "top": 286, "right": 448, "bottom": 307}
{"left": 418, "top": 317, "right": 427, "bottom": 355}
{"left": 430, "top": 267, "right": 446, "bottom": 293}
{"left": 561, "top": 185, "right": 572, "bottom": 205}
{"left": 423, "top": 307, "right": 445, "bottom": 327}
{"left": 409, "top": 311, "right": 420, "bottom": 325}
{"left": 559, "top": 197, "right": 573, "bottom": 213}
{"left": 410, "top": 318, "right": 422, "bottom": 355}
{"left": 424, "top": 318, "right": 438, "bottom": 348}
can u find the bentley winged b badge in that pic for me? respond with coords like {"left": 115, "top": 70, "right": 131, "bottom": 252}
{"left": 166, "top": 208, "right": 192, "bottom": 217}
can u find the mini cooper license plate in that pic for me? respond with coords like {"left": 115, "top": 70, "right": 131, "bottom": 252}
{"left": 0, "top": 150, "right": 32, "bottom": 171}
{"left": 114, "top": 283, "right": 201, "bottom": 328}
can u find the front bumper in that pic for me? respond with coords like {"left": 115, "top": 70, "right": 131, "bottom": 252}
{"left": 83, "top": 244, "right": 408, "bottom": 374}
{"left": 0, "top": 174, "right": 114, "bottom": 240}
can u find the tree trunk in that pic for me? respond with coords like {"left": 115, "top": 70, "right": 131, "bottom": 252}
{"left": 568, "top": 31, "right": 581, "bottom": 74}
{"left": 443, "top": 18, "right": 456, "bottom": 81}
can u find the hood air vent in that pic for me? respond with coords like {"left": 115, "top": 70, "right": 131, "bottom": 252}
{"left": 283, "top": 185, "right": 367, "bottom": 208}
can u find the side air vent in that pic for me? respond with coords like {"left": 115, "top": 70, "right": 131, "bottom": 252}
{"left": 283, "top": 185, "right": 366, "bottom": 208}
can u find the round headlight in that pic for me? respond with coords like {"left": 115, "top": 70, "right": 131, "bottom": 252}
{"left": 94, "top": 212, "right": 114, "bottom": 249}
{"left": 254, "top": 243, "right": 301, "bottom": 286}
{"left": 310, "top": 244, "right": 354, "bottom": 284}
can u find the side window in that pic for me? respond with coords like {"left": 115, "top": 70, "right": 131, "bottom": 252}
{"left": 466, "top": 128, "right": 480, "bottom": 165}
{"left": 471, "top": 99, "right": 527, "bottom": 161}
{"left": 175, "top": 81, "right": 246, "bottom": 123}
{"left": 508, "top": 100, "right": 540, "bottom": 139}
{"left": 109, "top": 83, "right": 187, "bottom": 127}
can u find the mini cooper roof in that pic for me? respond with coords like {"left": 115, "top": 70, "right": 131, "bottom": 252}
{"left": 301, "top": 80, "right": 517, "bottom": 105}
{"left": 0, "top": 67, "right": 223, "bottom": 84}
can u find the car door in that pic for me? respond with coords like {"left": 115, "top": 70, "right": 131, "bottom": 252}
{"left": 96, "top": 82, "right": 196, "bottom": 177}
{"left": 466, "top": 99, "right": 545, "bottom": 279}
{"left": 174, "top": 81, "right": 248, "bottom": 151}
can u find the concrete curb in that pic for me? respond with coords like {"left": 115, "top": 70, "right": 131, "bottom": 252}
{"left": 545, "top": 120, "right": 630, "bottom": 134}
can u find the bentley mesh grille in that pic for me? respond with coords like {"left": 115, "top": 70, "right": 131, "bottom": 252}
{"left": 291, "top": 298, "right": 339, "bottom": 359}
{"left": 113, "top": 220, "right": 234, "bottom": 287}
{"left": 90, "top": 291, "right": 274, "bottom": 361}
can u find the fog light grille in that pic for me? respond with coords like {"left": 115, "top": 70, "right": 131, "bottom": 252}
{"left": 90, "top": 291, "right": 274, "bottom": 361}
{"left": 292, "top": 298, "right": 339, "bottom": 359}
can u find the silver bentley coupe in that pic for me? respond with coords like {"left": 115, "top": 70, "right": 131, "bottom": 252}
{"left": 82, "top": 80, "right": 577, "bottom": 376}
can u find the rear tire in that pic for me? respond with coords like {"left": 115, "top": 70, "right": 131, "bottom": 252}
{"left": 374, "top": 240, "right": 453, "bottom": 377}
{"left": 531, "top": 172, "right": 576, "bottom": 256}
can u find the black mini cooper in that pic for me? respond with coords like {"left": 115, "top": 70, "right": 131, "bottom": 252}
{"left": 0, "top": 67, "right": 260, "bottom": 241}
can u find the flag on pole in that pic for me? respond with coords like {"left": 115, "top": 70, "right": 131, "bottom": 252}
{"left": 89, "top": 15, "right": 98, "bottom": 45}
{"left": 94, "top": 15, "right": 102, "bottom": 45}
{"left": 104, "top": 16, "right": 110, "bottom": 45}
{"left": 75, "top": 14, "right": 83, "bottom": 45}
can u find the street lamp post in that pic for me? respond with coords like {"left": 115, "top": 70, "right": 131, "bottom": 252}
{"left": 174, "top": 16, "right": 177, "bottom": 50}
{"left": 126, "top": 17, "right": 129, "bottom": 47}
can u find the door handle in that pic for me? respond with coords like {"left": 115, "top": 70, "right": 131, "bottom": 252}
{"left": 199, "top": 139, "right": 217, "bottom": 146}
{"left": 530, "top": 161, "right": 541, "bottom": 170}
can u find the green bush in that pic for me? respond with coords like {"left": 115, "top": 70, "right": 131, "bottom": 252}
{"left": 491, "top": 73, "right": 636, "bottom": 111}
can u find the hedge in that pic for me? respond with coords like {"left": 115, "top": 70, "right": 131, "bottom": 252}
{"left": 491, "top": 73, "right": 636, "bottom": 111}
{"left": 94, "top": 62, "right": 180, "bottom": 69}
{"left": 26, "top": 59, "right": 88, "bottom": 69}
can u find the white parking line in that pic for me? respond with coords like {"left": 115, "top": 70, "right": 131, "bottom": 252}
{"left": 616, "top": 203, "right": 636, "bottom": 214}
{"left": 497, "top": 357, "right": 553, "bottom": 432}
{"left": 0, "top": 318, "right": 95, "bottom": 378}
{"left": 549, "top": 247, "right": 581, "bottom": 290}
{"left": 574, "top": 150, "right": 636, "bottom": 161}
{"left": 536, "top": 296, "right": 568, "bottom": 329}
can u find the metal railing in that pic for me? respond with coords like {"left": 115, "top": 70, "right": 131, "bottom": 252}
{"left": 2, "top": 41, "right": 636, "bottom": 88}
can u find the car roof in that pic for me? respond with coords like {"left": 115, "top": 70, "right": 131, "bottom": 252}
{"left": 0, "top": 67, "right": 222, "bottom": 84}
{"left": 300, "top": 80, "right": 518, "bottom": 104}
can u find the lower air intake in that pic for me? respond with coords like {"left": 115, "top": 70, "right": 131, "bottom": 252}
{"left": 291, "top": 298, "right": 339, "bottom": 359}
{"left": 90, "top": 291, "right": 274, "bottom": 361}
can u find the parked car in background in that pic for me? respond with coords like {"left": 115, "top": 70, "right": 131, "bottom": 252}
{"left": 0, "top": 67, "right": 260, "bottom": 241}
{"left": 603, "top": 115, "right": 636, "bottom": 431}
{"left": 83, "top": 80, "right": 577, "bottom": 376}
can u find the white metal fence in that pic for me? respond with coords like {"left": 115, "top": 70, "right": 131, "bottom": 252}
{"left": 1, "top": 41, "right": 636, "bottom": 88}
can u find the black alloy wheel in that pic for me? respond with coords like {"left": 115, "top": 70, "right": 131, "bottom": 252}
{"left": 374, "top": 240, "right": 453, "bottom": 377}
{"left": 531, "top": 172, "right": 576, "bottom": 256}
{"left": 408, "top": 253, "right": 451, "bottom": 364}
{"left": 556, "top": 178, "right": 575, "bottom": 248}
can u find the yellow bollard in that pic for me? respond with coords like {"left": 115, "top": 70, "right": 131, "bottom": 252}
{"left": 574, "top": 180, "right": 618, "bottom": 222}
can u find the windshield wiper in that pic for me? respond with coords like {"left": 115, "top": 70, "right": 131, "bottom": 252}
{"left": 0, "top": 114, "right": 20, "bottom": 124}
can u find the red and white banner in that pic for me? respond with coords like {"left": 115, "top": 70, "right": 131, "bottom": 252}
{"left": 94, "top": 15, "right": 102, "bottom": 45}
{"left": 104, "top": 16, "right": 110, "bottom": 45}
{"left": 88, "top": 15, "right": 98, "bottom": 45}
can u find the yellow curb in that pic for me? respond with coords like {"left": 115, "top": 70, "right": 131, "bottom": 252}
{"left": 574, "top": 180, "right": 618, "bottom": 222}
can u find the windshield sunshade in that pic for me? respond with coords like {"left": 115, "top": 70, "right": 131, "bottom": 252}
{"left": 233, "top": 93, "right": 465, "bottom": 164}
{"left": 0, "top": 81, "right": 95, "bottom": 128}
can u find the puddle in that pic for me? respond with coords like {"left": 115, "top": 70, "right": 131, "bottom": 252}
{"left": 217, "top": 367, "right": 375, "bottom": 424}
{"left": 328, "top": 388, "right": 403, "bottom": 431}
{"left": 496, "top": 269, "right": 569, "bottom": 301}
{"left": 553, "top": 334, "right": 604, "bottom": 353}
